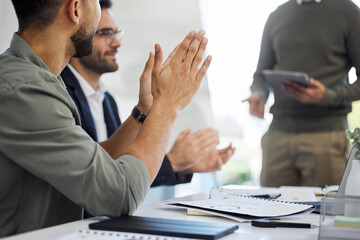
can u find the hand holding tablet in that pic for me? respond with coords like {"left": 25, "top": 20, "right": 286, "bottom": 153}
{"left": 262, "top": 69, "right": 310, "bottom": 98}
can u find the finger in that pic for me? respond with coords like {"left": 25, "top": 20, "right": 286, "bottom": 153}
{"left": 179, "top": 128, "right": 192, "bottom": 138}
{"left": 213, "top": 157, "right": 223, "bottom": 171}
{"left": 309, "top": 78, "right": 316, "bottom": 86}
{"left": 190, "top": 37, "right": 208, "bottom": 73}
{"left": 192, "top": 138, "right": 219, "bottom": 154}
{"left": 285, "top": 81, "right": 308, "bottom": 92}
{"left": 192, "top": 128, "right": 219, "bottom": 144}
{"left": 172, "top": 30, "right": 197, "bottom": 64}
{"left": 195, "top": 55, "right": 212, "bottom": 83}
{"left": 163, "top": 44, "right": 180, "bottom": 68}
{"left": 220, "top": 150, "right": 232, "bottom": 164}
{"left": 219, "top": 146, "right": 235, "bottom": 164}
{"left": 192, "top": 127, "right": 218, "bottom": 137}
{"left": 190, "top": 131, "right": 219, "bottom": 155}
{"left": 152, "top": 44, "right": 163, "bottom": 77}
{"left": 144, "top": 52, "right": 154, "bottom": 75}
{"left": 183, "top": 30, "right": 206, "bottom": 70}
{"left": 218, "top": 144, "right": 233, "bottom": 155}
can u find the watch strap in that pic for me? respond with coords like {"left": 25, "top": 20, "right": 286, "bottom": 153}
{"left": 131, "top": 106, "right": 147, "bottom": 123}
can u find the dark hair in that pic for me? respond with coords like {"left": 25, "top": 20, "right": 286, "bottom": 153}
{"left": 100, "top": 0, "right": 112, "bottom": 9}
{"left": 11, "top": 0, "right": 65, "bottom": 33}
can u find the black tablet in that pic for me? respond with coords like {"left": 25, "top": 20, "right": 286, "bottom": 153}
{"left": 262, "top": 69, "right": 310, "bottom": 97}
{"left": 89, "top": 215, "right": 238, "bottom": 239}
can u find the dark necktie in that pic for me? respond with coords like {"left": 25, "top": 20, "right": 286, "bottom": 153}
{"left": 102, "top": 92, "right": 121, "bottom": 138}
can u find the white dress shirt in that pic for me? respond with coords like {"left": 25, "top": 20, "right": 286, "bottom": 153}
{"left": 67, "top": 64, "right": 108, "bottom": 142}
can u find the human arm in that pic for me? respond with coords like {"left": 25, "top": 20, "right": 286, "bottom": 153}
{"left": 244, "top": 15, "right": 275, "bottom": 118}
{"left": 121, "top": 30, "right": 212, "bottom": 181}
{"left": 151, "top": 155, "right": 193, "bottom": 187}
{"left": 283, "top": 4, "right": 360, "bottom": 106}
{"left": 250, "top": 15, "right": 276, "bottom": 102}
{"left": 0, "top": 29, "right": 211, "bottom": 218}
{"left": 99, "top": 53, "right": 154, "bottom": 158}
{"left": 311, "top": 4, "right": 360, "bottom": 106}
{"left": 0, "top": 77, "right": 149, "bottom": 216}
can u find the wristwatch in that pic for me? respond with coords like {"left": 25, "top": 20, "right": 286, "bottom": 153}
{"left": 131, "top": 106, "right": 147, "bottom": 123}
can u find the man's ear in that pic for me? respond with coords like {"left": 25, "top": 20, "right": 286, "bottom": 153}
{"left": 68, "top": 0, "right": 80, "bottom": 24}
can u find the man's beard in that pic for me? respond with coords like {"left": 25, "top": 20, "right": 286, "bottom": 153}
{"left": 79, "top": 53, "right": 119, "bottom": 75}
{"left": 71, "top": 25, "right": 95, "bottom": 58}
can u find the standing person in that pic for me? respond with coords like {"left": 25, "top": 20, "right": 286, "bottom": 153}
{"left": 244, "top": 0, "right": 360, "bottom": 187}
{"left": 61, "top": 0, "right": 235, "bottom": 188}
{"left": 0, "top": 0, "right": 212, "bottom": 237}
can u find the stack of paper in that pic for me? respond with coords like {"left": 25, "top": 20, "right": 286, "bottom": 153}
{"left": 167, "top": 194, "right": 313, "bottom": 223}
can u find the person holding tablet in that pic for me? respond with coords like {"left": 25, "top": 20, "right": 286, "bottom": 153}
{"left": 244, "top": 0, "right": 360, "bottom": 187}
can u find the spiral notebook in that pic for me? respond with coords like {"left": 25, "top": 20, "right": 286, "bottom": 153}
{"left": 56, "top": 229, "right": 193, "bottom": 240}
{"left": 168, "top": 193, "right": 313, "bottom": 219}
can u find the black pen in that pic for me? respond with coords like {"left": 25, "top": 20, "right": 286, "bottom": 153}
{"left": 251, "top": 219, "right": 312, "bottom": 228}
{"left": 249, "top": 193, "right": 281, "bottom": 199}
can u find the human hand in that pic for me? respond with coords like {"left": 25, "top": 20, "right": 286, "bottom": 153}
{"left": 242, "top": 95, "right": 265, "bottom": 119}
{"left": 167, "top": 128, "right": 219, "bottom": 172}
{"left": 282, "top": 78, "right": 325, "bottom": 104}
{"left": 151, "top": 30, "right": 212, "bottom": 112}
{"left": 137, "top": 52, "right": 154, "bottom": 114}
{"left": 182, "top": 143, "right": 236, "bottom": 174}
{"left": 137, "top": 44, "right": 181, "bottom": 113}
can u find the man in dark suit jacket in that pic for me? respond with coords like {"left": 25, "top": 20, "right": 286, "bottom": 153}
{"left": 61, "top": 0, "right": 235, "bottom": 187}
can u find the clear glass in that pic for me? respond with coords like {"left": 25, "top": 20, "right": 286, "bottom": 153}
{"left": 319, "top": 194, "right": 360, "bottom": 240}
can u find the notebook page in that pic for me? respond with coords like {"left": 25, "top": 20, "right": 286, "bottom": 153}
{"left": 170, "top": 196, "right": 312, "bottom": 218}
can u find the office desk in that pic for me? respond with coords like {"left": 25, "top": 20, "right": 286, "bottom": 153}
{"left": 4, "top": 192, "right": 320, "bottom": 240}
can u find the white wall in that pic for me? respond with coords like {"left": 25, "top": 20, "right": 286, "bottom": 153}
{"left": 0, "top": 1, "right": 17, "bottom": 53}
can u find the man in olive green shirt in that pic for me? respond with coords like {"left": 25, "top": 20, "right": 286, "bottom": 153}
{"left": 0, "top": 0, "right": 212, "bottom": 237}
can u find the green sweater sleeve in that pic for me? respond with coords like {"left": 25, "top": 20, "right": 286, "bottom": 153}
{"left": 250, "top": 11, "right": 277, "bottom": 102}
{"left": 319, "top": 5, "right": 360, "bottom": 106}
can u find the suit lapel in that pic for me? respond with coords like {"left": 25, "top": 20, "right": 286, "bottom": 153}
{"left": 61, "top": 66, "right": 98, "bottom": 141}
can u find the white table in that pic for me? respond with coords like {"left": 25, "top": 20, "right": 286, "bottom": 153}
{"left": 3, "top": 192, "right": 320, "bottom": 240}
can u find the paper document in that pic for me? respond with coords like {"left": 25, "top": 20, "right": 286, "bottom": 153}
{"left": 214, "top": 185, "right": 319, "bottom": 202}
{"left": 210, "top": 187, "right": 281, "bottom": 200}
{"left": 169, "top": 196, "right": 312, "bottom": 218}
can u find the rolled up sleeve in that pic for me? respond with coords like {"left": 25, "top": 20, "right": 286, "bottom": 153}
{"left": 0, "top": 78, "right": 150, "bottom": 217}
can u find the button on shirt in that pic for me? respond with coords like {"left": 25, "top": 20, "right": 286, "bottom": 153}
{"left": 67, "top": 65, "right": 108, "bottom": 142}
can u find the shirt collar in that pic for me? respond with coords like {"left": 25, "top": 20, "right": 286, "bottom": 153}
{"left": 10, "top": 33, "right": 65, "bottom": 88}
{"left": 297, "top": 0, "right": 322, "bottom": 5}
{"left": 67, "top": 64, "right": 106, "bottom": 98}
{"left": 9, "top": 33, "right": 49, "bottom": 72}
